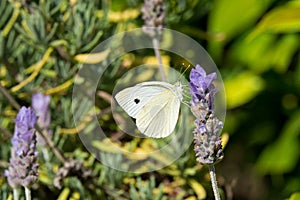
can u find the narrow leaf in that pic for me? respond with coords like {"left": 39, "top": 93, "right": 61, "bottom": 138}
{"left": 73, "top": 49, "right": 110, "bottom": 64}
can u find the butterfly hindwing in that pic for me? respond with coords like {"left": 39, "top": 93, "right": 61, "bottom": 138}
{"left": 136, "top": 89, "right": 180, "bottom": 138}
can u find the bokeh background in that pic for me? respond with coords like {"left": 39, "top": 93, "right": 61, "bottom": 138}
{"left": 0, "top": 0, "right": 300, "bottom": 199}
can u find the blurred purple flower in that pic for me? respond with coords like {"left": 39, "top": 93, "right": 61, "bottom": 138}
{"left": 32, "top": 92, "right": 50, "bottom": 129}
{"left": 141, "top": 0, "right": 165, "bottom": 37}
{"left": 5, "top": 107, "right": 39, "bottom": 188}
{"left": 32, "top": 92, "right": 52, "bottom": 146}
{"left": 189, "top": 65, "right": 224, "bottom": 165}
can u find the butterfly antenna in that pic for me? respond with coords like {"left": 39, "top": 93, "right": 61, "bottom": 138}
{"left": 183, "top": 93, "right": 191, "bottom": 101}
{"left": 182, "top": 85, "right": 190, "bottom": 94}
{"left": 182, "top": 100, "right": 191, "bottom": 108}
{"left": 182, "top": 84, "right": 190, "bottom": 88}
{"left": 180, "top": 64, "right": 191, "bottom": 81}
{"left": 175, "top": 63, "right": 191, "bottom": 83}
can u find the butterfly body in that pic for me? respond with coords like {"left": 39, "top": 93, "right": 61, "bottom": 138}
{"left": 115, "top": 81, "right": 183, "bottom": 138}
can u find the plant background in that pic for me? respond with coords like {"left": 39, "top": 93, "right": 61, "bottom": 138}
{"left": 0, "top": 0, "right": 300, "bottom": 199}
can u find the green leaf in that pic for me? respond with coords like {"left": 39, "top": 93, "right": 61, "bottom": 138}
{"left": 229, "top": 33, "right": 275, "bottom": 73}
{"left": 296, "top": 58, "right": 300, "bottom": 89}
{"left": 189, "top": 179, "right": 206, "bottom": 199}
{"left": 248, "top": 3, "right": 300, "bottom": 40}
{"left": 38, "top": 164, "right": 53, "bottom": 185}
{"left": 57, "top": 188, "right": 70, "bottom": 200}
{"left": 270, "top": 34, "right": 300, "bottom": 73}
{"left": 289, "top": 192, "right": 300, "bottom": 200}
{"left": 224, "top": 71, "right": 265, "bottom": 109}
{"left": 208, "top": 0, "right": 273, "bottom": 60}
{"left": 73, "top": 49, "right": 110, "bottom": 64}
{"left": 230, "top": 33, "right": 299, "bottom": 74}
{"left": 255, "top": 110, "right": 300, "bottom": 174}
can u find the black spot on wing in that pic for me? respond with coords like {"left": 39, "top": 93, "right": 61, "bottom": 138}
{"left": 134, "top": 98, "right": 140, "bottom": 104}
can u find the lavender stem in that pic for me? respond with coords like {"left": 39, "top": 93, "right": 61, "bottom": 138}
{"left": 0, "top": 83, "right": 20, "bottom": 110}
{"left": 152, "top": 37, "right": 165, "bottom": 81}
{"left": 209, "top": 165, "right": 221, "bottom": 200}
{"left": 25, "top": 186, "right": 31, "bottom": 200}
{"left": 13, "top": 188, "right": 19, "bottom": 200}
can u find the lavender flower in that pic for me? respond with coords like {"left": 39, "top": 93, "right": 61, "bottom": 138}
{"left": 5, "top": 107, "right": 39, "bottom": 188}
{"left": 189, "top": 65, "right": 224, "bottom": 165}
{"left": 32, "top": 92, "right": 51, "bottom": 146}
{"left": 32, "top": 93, "right": 50, "bottom": 129}
{"left": 141, "top": 0, "right": 165, "bottom": 38}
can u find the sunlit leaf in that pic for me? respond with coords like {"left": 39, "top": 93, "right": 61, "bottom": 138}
{"left": 189, "top": 179, "right": 206, "bottom": 199}
{"left": 185, "top": 196, "right": 197, "bottom": 200}
{"left": 207, "top": 0, "right": 273, "bottom": 60}
{"left": 0, "top": 177, "right": 4, "bottom": 187}
{"left": 38, "top": 166, "right": 53, "bottom": 185}
{"left": 221, "top": 133, "right": 229, "bottom": 149}
{"left": 230, "top": 33, "right": 299, "bottom": 73}
{"left": 7, "top": 194, "right": 12, "bottom": 200}
{"left": 108, "top": 9, "right": 139, "bottom": 22}
{"left": 92, "top": 138, "right": 120, "bottom": 153}
{"left": 289, "top": 192, "right": 300, "bottom": 200}
{"left": 70, "top": 192, "right": 80, "bottom": 200}
{"left": 159, "top": 165, "right": 181, "bottom": 177}
{"left": 124, "top": 148, "right": 149, "bottom": 161}
{"left": 73, "top": 49, "right": 110, "bottom": 64}
{"left": 256, "top": 110, "right": 300, "bottom": 174}
{"left": 57, "top": 188, "right": 70, "bottom": 200}
{"left": 248, "top": 4, "right": 300, "bottom": 40}
{"left": 143, "top": 56, "right": 171, "bottom": 66}
{"left": 225, "top": 71, "right": 265, "bottom": 109}
{"left": 271, "top": 34, "right": 300, "bottom": 73}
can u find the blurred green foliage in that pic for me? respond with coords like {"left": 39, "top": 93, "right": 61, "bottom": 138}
{"left": 0, "top": 0, "right": 299, "bottom": 199}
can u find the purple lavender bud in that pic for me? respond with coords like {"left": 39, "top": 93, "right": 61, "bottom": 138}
{"left": 141, "top": 0, "right": 165, "bottom": 37}
{"left": 189, "top": 64, "right": 217, "bottom": 109}
{"left": 189, "top": 65, "right": 224, "bottom": 165}
{"left": 32, "top": 92, "right": 52, "bottom": 146}
{"left": 190, "top": 65, "right": 216, "bottom": 90}
{"left": 32, "top": 92, "right": 50, "bottom": 128}
{"left": 5, "top": 107, "right": 39, "bottom": 188}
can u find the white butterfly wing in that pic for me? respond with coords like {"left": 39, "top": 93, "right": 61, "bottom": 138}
{"left": 115, "top": 83, "right": 166, "bottom": 118}
{"left": 115, "top": 81, "right": 182, "bottom": 138}
{"left": 136, "top": 89, "right": 180, "bottom": 138}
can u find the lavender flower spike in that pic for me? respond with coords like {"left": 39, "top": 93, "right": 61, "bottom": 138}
{"left": 32, "top": 92, "right": 52, "bottom": 146}
{"left": 189, "top": 64, "right": 224, "bottom": 165}
{"left": 5, "top": 107, "right": 39, "bottom": 188}
{"left": 141, "top": 0, "right": 165, "bottom": 38}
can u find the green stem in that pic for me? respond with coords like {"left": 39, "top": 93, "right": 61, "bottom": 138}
{"left": 0, "top": 83, "right": 20, "bottom": 110}
{"left": 209, "top": 165, "right": 221, "bottom": 200}
{"left": 13, "top": 188, "right": 19, "bottom": 200}
{"left": 24, "top": 186, "right": 31, "bottom": 200}
{"left": 152, "top": 37, "right": 165, "bottom": 81}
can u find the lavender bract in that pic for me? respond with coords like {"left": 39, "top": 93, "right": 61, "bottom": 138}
{"left": 5, "top": 107, "right": 39, "bottom": 188}
{"left": 189, "top": 65, "right": 224, "bottom": 165}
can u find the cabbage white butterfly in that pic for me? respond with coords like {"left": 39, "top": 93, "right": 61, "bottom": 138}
{"left": 115, "top": 81, "right": 183, "bottom": 138}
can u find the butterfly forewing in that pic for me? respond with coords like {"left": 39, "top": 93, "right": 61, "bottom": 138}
{"left": 115, "top": 84, "right": 166, "bottom": 118}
